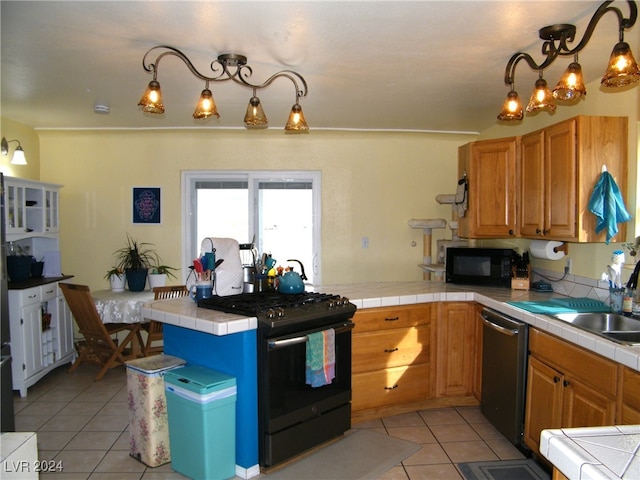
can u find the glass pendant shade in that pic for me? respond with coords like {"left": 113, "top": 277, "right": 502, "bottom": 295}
{"left": 601, "top": 41, "right": 640, "bottom": 87}
{"left": 553, "top": 62, "right": 587, "bottom": 101}
{"left": 193, "top": 88, "right": 219, "bottom": 119}
{"left": 284, "top": 103, "right": 309, "bottom": 133}
{"left": 244, "top": 96, "right": 268, "bottom": 128}
{"left": 10, "top": 146, "right": 27, "bottom": 165}
{"left": 526, "top": 78, "right": 556, "bottom": 113}
{"left": 497, "top": 90, "right": 524, "bottom": 121}
{"left": 138, "top": 80, "right": 165, "bottom": 114}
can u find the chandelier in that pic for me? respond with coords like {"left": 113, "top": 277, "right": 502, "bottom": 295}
{"left": 498, "top": 0, "right": 639, "bottom": 121}
{"left": 138, "top": 46, "right": 309, "bottom": 133}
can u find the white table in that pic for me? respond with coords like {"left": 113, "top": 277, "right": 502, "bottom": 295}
{"left": 92, "top": 289, "right": 154, "bottom": 324}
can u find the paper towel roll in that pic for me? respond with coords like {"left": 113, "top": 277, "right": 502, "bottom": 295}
{"left": 529, "top": 240, "right": 566, "bottom": 260}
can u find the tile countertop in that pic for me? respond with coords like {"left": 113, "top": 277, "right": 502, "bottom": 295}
{"left": 141, "top": 281, "right": 640, "bottom": 372}
{"left": 540, "top": 425, "right": 640, "bottom": 480}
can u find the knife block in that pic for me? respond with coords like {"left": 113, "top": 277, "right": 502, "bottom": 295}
{"left": 511, "top": 265, "right": 531, "bottom": 291}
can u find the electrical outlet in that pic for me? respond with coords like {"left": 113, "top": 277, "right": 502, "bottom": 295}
{"left": 565, "top": 258, "right": 572, "bottom": 274}
{"left": 361, "top": 237, "right": 369, "bottom": 249}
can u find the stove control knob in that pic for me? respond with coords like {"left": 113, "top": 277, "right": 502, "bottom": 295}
{"left": 266, "top": 308, "right": 276, "bottom": 319}
{"left": 328, "top": 300, "right": 336, "bottom": 308}
{"left": 341, "top": 297, "right": 350, "bottom": 306}
{"left": 276, "top": 307, "right": 285, "bottom": 317}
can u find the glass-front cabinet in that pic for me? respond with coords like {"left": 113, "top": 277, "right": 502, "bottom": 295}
{"left": 4, "top": 177, "right": 62, "bottom": 260}
{"left": 44, "top": 187, "right": 59, "bottom": 232}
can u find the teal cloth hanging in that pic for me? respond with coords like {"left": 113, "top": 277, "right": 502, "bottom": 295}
{"left": 587, "top": 168, "right": 631, "bottom": 244}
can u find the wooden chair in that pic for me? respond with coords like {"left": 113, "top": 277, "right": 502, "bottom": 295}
{"left": 143, "top": 285, "right": 189, "bottom": 356}
{"left": 59, "top": 283, "right": 144, "bottom": 381}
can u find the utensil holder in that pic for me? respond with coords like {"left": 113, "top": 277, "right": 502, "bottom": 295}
{"left": 609, "top": 287, "right": 625, "bottom": 314}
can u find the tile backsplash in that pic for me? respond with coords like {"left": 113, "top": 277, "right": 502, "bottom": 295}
{"left": 534, "top": 268, "right": 614, "bottom": 303}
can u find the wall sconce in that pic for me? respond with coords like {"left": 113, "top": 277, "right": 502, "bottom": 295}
{"left": 498, "top": 0, "right": 639, "bottom": 121}
{"left": 138, "top": 46, "right": 309, "bottom": 133}
{"left": 1, "top": 137, "right": 27, "bottom": 165}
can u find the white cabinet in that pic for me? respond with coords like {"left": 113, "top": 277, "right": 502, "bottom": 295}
{"left": 9, "top": 284, "right": 75, "bottom": 397}
{"left": 4, "top": 177, "right": 61, "bottom": 255}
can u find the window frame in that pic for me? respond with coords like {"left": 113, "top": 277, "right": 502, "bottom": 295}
{"left": 181, "top": 170, "right": 322, "bottom": 285}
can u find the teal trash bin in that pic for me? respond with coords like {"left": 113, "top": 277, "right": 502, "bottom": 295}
{"left": 164, "top": 365, "right": 237, "bottom": 480}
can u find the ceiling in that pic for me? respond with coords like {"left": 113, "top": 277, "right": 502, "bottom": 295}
{"left": 1, "top": 1, "right": 638, "bottom": 135}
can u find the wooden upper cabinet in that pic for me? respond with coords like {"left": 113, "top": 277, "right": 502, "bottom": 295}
{"left": 575, "top": 116, "right": 628, "bottom": 243}
{"left": 520, "top": 120, "right": 577, "bottom": 239}
{"left": 458, "top": 137, "right": 517, "bottom": 238}
{"left": 519, "top": 130, "right": 545, "bottom": 237}
{"left": 520, "top": 116, "right": 627, "bottom": 242}
{"left": 462, "top": 115, "right": 628, "bottom": 242}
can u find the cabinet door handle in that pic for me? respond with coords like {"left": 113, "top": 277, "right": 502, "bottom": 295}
{"left": 553, "top": 376, "right": 561, "bottom": 383}
{"left": 536, "top": 228, "right": 542, "bottom": 234}
{"left": 384, "top": 348, "right": 399, "bottom": 353}
{"left": 384, "top": 384, "right": 399, "bottom": 390}
{"left": 509, "top": 229, "right": 514, "bottom": 235}
{"left": 384, "top": 316, "right": 400, "bottom": 322}
{"left": 563, "top": 380, "right": 570, "bottom": 387}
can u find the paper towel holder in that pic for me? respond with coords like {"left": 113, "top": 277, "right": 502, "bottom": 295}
{"left": 554, "top": 243, "right": 568, "bottom": 256}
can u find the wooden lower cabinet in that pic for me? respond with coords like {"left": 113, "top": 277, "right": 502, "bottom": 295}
{"left": 435, "top": 302, "right": 477, "bottom": 397}
{"left": 524, "top": 329, "right": 616, "bottom": 454}
{"left": 351, "top": 304, "right": 433, "bottom": 420}
{"left": 619, "top": 366, "right": 640, "bottom": 424}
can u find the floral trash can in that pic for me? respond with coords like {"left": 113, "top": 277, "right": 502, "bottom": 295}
{"left": 126, "top": 354, "right": 186, "bottom": 467}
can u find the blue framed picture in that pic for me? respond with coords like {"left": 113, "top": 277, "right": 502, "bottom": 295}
{"left": 132, "top": 187, "right": 161, "bottom": 224}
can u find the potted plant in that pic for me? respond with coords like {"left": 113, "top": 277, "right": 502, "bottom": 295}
{"left": 113, "top": 234, "right": 159, "bottom": 292}
{"left": 104, "top": 266, "right": 126, "bottom": 292}
{"left": 148, "top": 264, "right": 178, "bottom": 290}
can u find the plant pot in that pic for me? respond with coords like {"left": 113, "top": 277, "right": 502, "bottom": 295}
{"left": 7, "top": 256, "right": 33, "bottom": 282}
{"left": 31, "top": 261, "right": 45, "bottom": 279}
{"left": 109, "top": 273, "right": 126, "bottom": 292}
{"left": 148, "top": 273, "right": 167, "bottom": 290}
{"left": 126, "top": 268, "right": 148, "bottom": 292}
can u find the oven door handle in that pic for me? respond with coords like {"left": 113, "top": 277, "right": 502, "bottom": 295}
{"left": 268, "top": 323, "right": 354, "bottom": 350}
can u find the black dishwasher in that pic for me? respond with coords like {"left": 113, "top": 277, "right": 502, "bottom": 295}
{"left": 480, "top": 307, "right": 530, "bottom": 454}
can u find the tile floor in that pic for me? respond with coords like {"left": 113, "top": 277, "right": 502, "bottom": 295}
{"left": 11, "top": 364, "right": 542, "bottom": 480}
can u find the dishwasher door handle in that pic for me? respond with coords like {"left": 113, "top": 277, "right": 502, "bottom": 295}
{"left": 481, "top": 316, "right": 518, "bottom": 336}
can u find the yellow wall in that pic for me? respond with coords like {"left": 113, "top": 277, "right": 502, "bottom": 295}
{"left": 37, "top": 129, "right": 474, "bottom": 289}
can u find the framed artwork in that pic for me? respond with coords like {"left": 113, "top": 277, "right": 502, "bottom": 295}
{"left": 132, "top": 187, "right": 161, "bottom": 224}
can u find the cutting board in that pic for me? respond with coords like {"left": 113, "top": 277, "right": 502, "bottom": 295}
{"left": 507, "top": 297, "right": 610, "bottom": 314}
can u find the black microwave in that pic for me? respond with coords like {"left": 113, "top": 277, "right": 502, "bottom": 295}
{"left": 445, "top": 247, "right": 515, "bottom": 287}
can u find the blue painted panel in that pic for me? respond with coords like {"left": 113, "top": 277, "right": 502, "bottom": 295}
{"left": 163, "top": 324, "right": 258, "bottom": 470}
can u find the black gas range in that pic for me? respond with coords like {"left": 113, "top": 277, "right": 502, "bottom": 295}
{"left": 197, "top": 290, "right": 357, "bottom": 336}
{"left": 198, "top": 290, "right": 357, "bottom": 467}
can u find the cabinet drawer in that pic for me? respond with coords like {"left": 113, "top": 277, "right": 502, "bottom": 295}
{"left": 353, "top": 304, "right": 431, "bottom": 333}
{"left": 40, "top": 284, "right": 57, "bottom": 301}
{"left": 529, "top": 328, "right": 616, "bottom": 396}
{"left": 352, "top": 363, "right": 430, "bottom": 411}
{"left": 17, "top": 287, "right": 41, "bottom": 306}
{"left": 353, "top": 325, "right": 430, "bottom": 373}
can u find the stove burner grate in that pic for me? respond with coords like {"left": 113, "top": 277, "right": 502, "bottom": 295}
{"left": 198, "top": 291, "right": 356, "bottom": 334}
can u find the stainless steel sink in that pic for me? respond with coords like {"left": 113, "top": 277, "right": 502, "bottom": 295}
{"left": 550, "top": 312, "right": 640, "bottom": 345}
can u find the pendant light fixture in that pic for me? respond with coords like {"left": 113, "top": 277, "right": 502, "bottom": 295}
{"left": 243, "top": 89, "right": 268, "bottom": 128}
{"left": 498, "top": 0, "right": 638, "bottom": 122}
{"left": 601, "top": 40, "right": 640, "bottom": 86}
{"left": 497, "top": 88, "right": 524, "bottom": 121}
{"left": 553, "top": 57, "right": 587, "bottom": 101}
{"left": 1, "top": 137, "right": 27, "bottom": 165}
{"left": 526, "top": 73, "right": 557, "bottom": 112}
{"left": 137, "top": 46, "right": 308, "bottom": 133}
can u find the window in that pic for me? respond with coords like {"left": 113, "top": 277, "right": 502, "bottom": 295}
{"left": 182, "top": 171, "right": 322, "bottom": 285}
